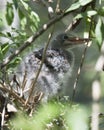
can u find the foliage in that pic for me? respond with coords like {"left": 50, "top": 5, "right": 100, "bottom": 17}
{"left": 0, "top": 0, "right": 104, "bottom": 70}
{"left": 0, "top": 0, "right": 40, "bottom": 71}
{"left": 0, "top": 0, "right": 104, "bottom": 130}
{"left": 10, "top": 102, "right": 89, "bottom": 130}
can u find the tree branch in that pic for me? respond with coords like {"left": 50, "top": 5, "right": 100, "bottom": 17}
{"left": 0, "top": 11, "right": 70, "bottom": 69}
{"left": 26, "top": 30, "right": 54, "bottom": 104}
{"left": 71, "top": 1, "right": 96, "bottom": 104}
{"left": 0, "top": 1, "right": 92, "bottom": 69}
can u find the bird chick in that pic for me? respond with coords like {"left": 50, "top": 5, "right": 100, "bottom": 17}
{"left": 14, "top": 33, "right": 89, "bottom": 102}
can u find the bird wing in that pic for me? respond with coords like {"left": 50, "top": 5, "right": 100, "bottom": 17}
{"left": 26, "top": 48, "right": 68, "bottom": 75}
{"left": 44, "top": 49, "right": 71, "bottom": 73}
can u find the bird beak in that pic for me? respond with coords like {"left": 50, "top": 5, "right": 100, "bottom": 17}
{"left": 64, "top": 37, "right": 90, "bottom": 47}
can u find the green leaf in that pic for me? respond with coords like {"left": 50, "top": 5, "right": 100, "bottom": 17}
{"left": 66, "top": 0, "right": 93, "bottom": 12}
{"left": 0, "top": 43, "right": 9, "bottom": 60}
{"left": 98, "top": 7, "right": 104, "bottom": 16}
{"left": 29, "top": 11, "right": 40, "bottom": 32}
{"left": 87, "top": 10, "right": 97, "bottom": 17}
{"left": 66, "top": 2, "right": 80, "bottom": 12}
{"left": 1, "top": 43, "right": 9, "bottom": 55}
{"left": 79, "top": 0, "right": 93, "bottom": 6}
{"left": 30, "top": 11, "right": 40, "bottom": 23}
{"left": 12, "top": 0, "right": 18, "bottom": 9}
{"left": 95, "top": 17, "right": 103, "bottom": 48}
{"left": 20, "top": 17, "right": 27, "bottom": 30}
{"left": 20, "top": 0, "right": 29, "bottom": 10}
{"left": 7, "top": 57, "right": 21, "bottom": 69}
{"left": 5, "top": 2, "right": 14, "bottom": 25}
{"left": 18, "top": 8, "right": 25, "bottom": 20}
{"left": 0, "top": 32, "right": 7, "bottom": 37}
{"left": 6, "top": 32, "right": 12, "bottom": 37}
{"left": 74, "top": 10, "right": 97, "bottom": 20}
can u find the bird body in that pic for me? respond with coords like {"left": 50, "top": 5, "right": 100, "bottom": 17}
{"left": 16, "top": 48, "right": 73, "bottom": 101}
{"left": 14, "top": 33, "right": 89, "bottom": 102}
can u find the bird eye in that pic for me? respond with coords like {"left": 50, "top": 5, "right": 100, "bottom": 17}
{"left": 63, "top": 35, "right": 68, "bottom": 40}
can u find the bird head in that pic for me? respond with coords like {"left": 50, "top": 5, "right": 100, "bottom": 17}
{"left": 51, "top": 33, "right": 90, "bottom": 49}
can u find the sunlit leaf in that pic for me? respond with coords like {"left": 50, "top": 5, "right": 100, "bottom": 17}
{"left": 20, "top": 17, "right": 27, "bottom": 30}
{"left": 87, "top": 10, "right": 97, "bottom": 17}
{"left": 20, "top": 0, "right": 29, "bottom": 10}
{"left": 74, "top": 14, "right": 83, "bottom": 20}
{"left": 74, "top": 10, "right": 97, "bottom": 20}
{"left": 1, "top": 43, "right": 9, "bottom": 55}
{"left": 30, "top": 25, "right": 37, "bottom": 32}
{"left": 5, "top": 2, "right": 14, "bottom": 25}
{"left": 95, "top": 17, "right": 103, "bottom": 48}
{"left": 30, "top": 11, "right": 40, "bottom": 23}
{"left": 66, "top": 2, "right": 80, "bottom": 12}
{"left": 79, "top": 0, "right": 92, "bottom": 6}
{"left": 29, "top": 11, "right": 40, "bottom": 32}
{"left": 66, "top": 0, "right": 93, "bottom": 12}
{"left": 0, "top": 43, "right": 9, "bottom": 60}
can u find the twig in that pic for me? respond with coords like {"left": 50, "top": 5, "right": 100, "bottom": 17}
{"left": 71, "top": 43, "right": 89, "bottom": 103}
{"left": 65, "top": 4, "right": 91, "bottom": 32}
{"left": 40, "top": 0, "right": 54, "bottom": 18}
{"left": 1, "top": 97, "right": 8, "bottom": 128}
{"left": 55, "top": 0, "right": 61, "bottom": 14}
{"left": 1, "top": 106, "right": 6, "bottom": 128}
{"left": 0, "top": 82, "right": 30, "bottom": 108}
{"left": 21, "top": 70, "right": 27, "bottom": 91}
{"left": 26, "top": 28, "right": 55, "bottom": 104}
{"left": 71, "top": 12, "right": 94, "bottom": 105}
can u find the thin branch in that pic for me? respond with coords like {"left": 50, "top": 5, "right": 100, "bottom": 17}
{"left": 71, "top": 3, "right": 95, "bottom": 104}
{"left": 0, "top": 13, "right": 63, "bottom": 69}
{"left": 71, "top": 42, "right": 89, "bottom": 103}
{"left": 0, "top": 82, "right": 30, "bottom": 108}
{"left": 55, "top": 0, "right": 61, "bottom": 14}
{"left": 40, "top": 0, "right": 54, "bottom": 18}
{"left": 26, "top": 28, "right": 55, "bottom": 104}
{"left": 1, "top": 106, "right": 6, "bottom": 128}
{"left": 0, "top": 1, "right": 93, "bottom": 69}
{"left": 71, "top": 40, "right": 92, "bottom": 104}
{"left": 65, "top": 4, "right": 91, "bottom": 32}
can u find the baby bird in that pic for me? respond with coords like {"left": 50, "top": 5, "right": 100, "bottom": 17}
{"left": 15, "top": 33, "right": 89, "bottom": 102}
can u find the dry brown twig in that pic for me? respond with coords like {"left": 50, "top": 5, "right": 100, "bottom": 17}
{"left": 0, "top": 81, "right": 31, "bottom": 108}
{"left": 55, "top": 0, "right": 61, "bottom": 14}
